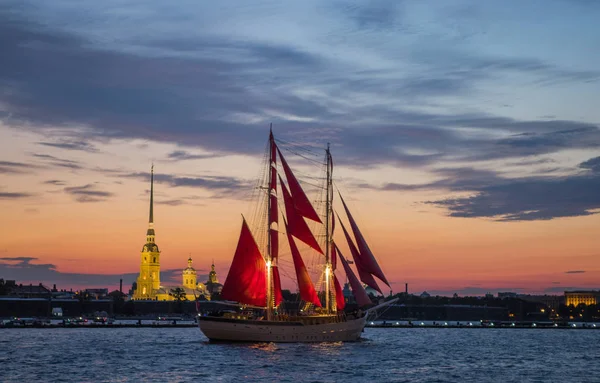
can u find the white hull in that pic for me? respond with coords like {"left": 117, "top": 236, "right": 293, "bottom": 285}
{"left": 198, "top": 315, "right": 367, "bottom": 343}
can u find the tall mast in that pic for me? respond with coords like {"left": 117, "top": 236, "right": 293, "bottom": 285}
{"left": 325, "top": 144, "right": 333, "bottom": 314}
{"left": 266, "top": 124, "right": 274, "bottom": 320}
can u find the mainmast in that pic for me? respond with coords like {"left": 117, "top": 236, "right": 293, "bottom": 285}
{"left": 266, "top": 124, "right": 274, "bottom": 320}
{"left": 324, "top": 144, "right": 333, "bottom": 314}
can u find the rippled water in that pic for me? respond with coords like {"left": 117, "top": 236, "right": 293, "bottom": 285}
{"left": 2, "top": 328, "right": 599, "bottom": 382}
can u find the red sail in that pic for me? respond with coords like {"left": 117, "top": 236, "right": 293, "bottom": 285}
{"left": 333, "top": 274, "right": 345, "bottom": 310}
{"left": 270, "top": 228, "right": 279, "bottom": 261}
{"left": 339, "top": 193, "right": 390, "bottom": 287}
{"left": 272, "top": 266, "right": 283, "bottom": 306}
{"left": 332, "top": 209, "right": 336, "bottom": 235}
{"left": 280, "top": 176, "right": 323, "bottom": 254}
{"left": 284, "top": 221, "right": 322, "bottom": 307}
{"left": 338, "top": 220, "right": 382, "bottom": 294}
{"left": 331, "top": 241, "right": 337, "bottom": 271}
{"left": 277, "top": 147, "right": 322, "bottom": 223}
{"left": 338, "top": 248, "right": 372, "bottom": 307}
{"left": 221, "top": 218, "right": 267, "bottom": 307}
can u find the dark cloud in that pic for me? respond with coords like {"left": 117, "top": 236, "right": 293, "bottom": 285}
{"left": 0, "top": 160, "right": 38, "bottom": 174}
{"left": 120, "top": 172, "right": 250, "bottom": 199}
{"left": 580, "top": 156, "right": 600, "bottom": 173}
{"left": 1, "top": 4, "right": 598, "bottom": 172}
{"left": 362, "top": 156, "right": 600, "bottom": 221}
{"left": 167, "top": 150, "right": 220, "bottom": 161}
{"left": 428, "top": 173, "right": 600, "bottom": 221}
{"left": 43, "top": 179, "right": 66, "bottom": 186}
{"left": 565, "top": 270, "right": 586, "bottom": 274}
{"left": 63, "top": 184, "right": 113, "bottom": 203}
{"left": 38, "top": 140, "right": 97, "bottom": 152}
{"left": 32, "top": 153, "right": 83, "bottom": 170}
{"left": 155, "top": 199, "right": 185, "bottom": 206}
{"left": 0, "top": 191, "right": 34, "bottom": 199}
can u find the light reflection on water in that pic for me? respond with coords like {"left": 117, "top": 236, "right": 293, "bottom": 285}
{"left": 1, "top": 328, "right": 599, "bottom": 382}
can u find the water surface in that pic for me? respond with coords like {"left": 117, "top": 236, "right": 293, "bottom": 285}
{"left": 2, "top": 328, "right": 598, "bottom": 382}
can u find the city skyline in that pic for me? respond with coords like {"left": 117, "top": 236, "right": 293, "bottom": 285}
{"left": 1, "top": 1, "right": 599, "bottom": 296}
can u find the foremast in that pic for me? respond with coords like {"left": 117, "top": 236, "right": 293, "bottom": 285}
{"left": 266, "top": 124, "right": 276, "bottom": 320}
{"left": 324, "top": 144, "right": 335, "bottom": 314}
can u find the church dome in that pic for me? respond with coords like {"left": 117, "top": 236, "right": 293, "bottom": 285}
{"left": 183, "top": 257, "right": 196, "bottom": 275}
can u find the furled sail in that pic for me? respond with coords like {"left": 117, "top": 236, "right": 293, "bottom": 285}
{"left": 277, "top": 147, "right": 322, "bottom": 223}
{"left": 221, "top": 218, "right": 267, "bottom": 307}
{"left": 337, "top": 220, "right": 382, "bottom": 294}
{"left": 269, "top": 133, "right": 278, "bottom": 226}
{"left": 338, "top": 247, "right": 372, "bottom": 307}
{"left": 284, "top": 220, "right": 322, "bottom": 307}
{"left": 331, "top": 241, "right": 337, "bottom": 271}
{"left": 339, "top": 193, "right": 390, "bottom": 287}
{"left": 333, "top": 274, "right": 345, "bottom": 310}
{"left": 279, "top": 176, "right": 323, "bottom": 254}
{"left": 272, "top": 266, "right": 283, "bottom": 306}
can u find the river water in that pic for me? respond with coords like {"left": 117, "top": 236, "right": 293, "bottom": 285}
{"left": 2, "top": 327, "right": 599, "bottom": 382}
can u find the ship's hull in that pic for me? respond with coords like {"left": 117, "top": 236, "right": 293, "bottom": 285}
{"left": 198, "top": 315, "right": 367, "bottom": 343}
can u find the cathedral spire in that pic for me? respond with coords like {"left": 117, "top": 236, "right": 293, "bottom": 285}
{"left": 146, "top": 164, "right": 155, "bottom": 242}
{"left": 149, "top": 164, "right": 154, "bottom": 224}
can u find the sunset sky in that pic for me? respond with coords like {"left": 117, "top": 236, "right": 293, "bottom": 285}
{"left": 1, "top": 0, "right": 599, "bottom": 296}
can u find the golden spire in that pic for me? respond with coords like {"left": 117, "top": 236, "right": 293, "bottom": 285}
{"left": 146, "top": 164, "right": 155, "bottom": 241}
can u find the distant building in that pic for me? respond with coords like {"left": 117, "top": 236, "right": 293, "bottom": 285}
{"left": 131, "top": 166, "right": 209, "bottom": 301}
{"left": 3, "top": 282, "right": 51, "bottom": 298}
{"left": 565, "top": 291, "right": 599, "bottom": 306}
{"left": 519, "top": 294, "right": 564, "bottom": 310}
{"left": 132, "top": 166, "right": 161, "bottom": 300}
{"left": 205, "top": 263, "right": 223, "bottom": 295}
{"left": 85, "top": 288, "right": 109, "bottom": 299}
{"left": 420, "top": 291, "right": 431, "bottom": 298}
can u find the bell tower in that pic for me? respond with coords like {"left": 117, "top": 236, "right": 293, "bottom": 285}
{"left": 133, "top": 165, "right": 161, "bottom": 299}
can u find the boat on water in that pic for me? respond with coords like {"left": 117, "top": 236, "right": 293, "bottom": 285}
{"left": 198, "top": 128, "right": 396, "bottom": 342}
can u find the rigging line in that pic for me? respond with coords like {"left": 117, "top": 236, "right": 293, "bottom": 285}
{"left": 275, "top": 138, "right": 322, "bottom": 156}
{"left": 280, "top": 146, "right": 326, "bottom": 165}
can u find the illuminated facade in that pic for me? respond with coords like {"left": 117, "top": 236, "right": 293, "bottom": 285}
{"left": 182, "top": 257, "right": 197, "bottom": 289}
{"left": 133, "top": 166, "right": 161, "bottom": 300}
{"left": 565, "top": 291, "right": 599, "bottom": 306}
{"left": 132, "top": 166, "right": 210, "bottom": 301}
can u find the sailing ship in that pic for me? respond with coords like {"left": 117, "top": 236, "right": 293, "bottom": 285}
{"left": 198, "top": 128, "right": 396, "bottom": 342}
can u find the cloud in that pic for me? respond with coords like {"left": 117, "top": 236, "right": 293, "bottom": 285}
{"left": 360, "top": 156, "right": 600, "bottom": 221}
{"left": 0, "top": 160, "right": 38, "bottom": 174}
{"left": 32, "top": 153, "right": 83, "bottom": 170}
{"left": 43, "top": 179, "right": 66, "bottom": 186}
{"left": 120, "top": 172, "right": 250, "bottom": 199}
{"left": 38, "top": 140, "right": 97, "bottom": 152}
{"left": 1, "top": 3, "right": 598, "bottom": 172}
{"left": 0, "top": 191, "right": 34, "bottom": 199}
{"left": 166, "top": 150, "right": 220, "bottom": 161}
{"left": 64, "top": 184, "right": 113, "bottom": 203}
{"left": 428, "top": 173, "right": 600, "bottom": 221}
{"left": 155, "top": 199, "right": 185, "bottom": 206}
{"left": 565, "top": 270, "right": 586, "bottom": 274}
{"left": 580, "top": 156, "right": 600, "bottom": 173}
